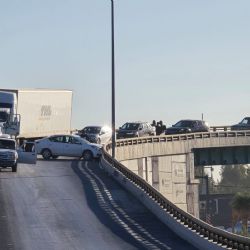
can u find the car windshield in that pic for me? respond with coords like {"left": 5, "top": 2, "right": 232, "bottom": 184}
{"left": 0, "top": 111, "right": 8, "bottom": 122}
{"left": 121, "top": 123, "right": 140, "bottom": 130}
{"left": 0, "top": 139, "right": 15, "bottom": 150}
{"left": 173, "top": 120, "right": 194, "bottom": 127}
{"left": 83, "top": 127, "right": 101, "bottom": 134}
{"left": 239, "top": 118, "right": 250, "bottom": 125}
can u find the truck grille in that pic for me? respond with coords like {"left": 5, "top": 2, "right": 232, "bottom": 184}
{"left": 0, "top": 152, "right": 14, "bottom": 161}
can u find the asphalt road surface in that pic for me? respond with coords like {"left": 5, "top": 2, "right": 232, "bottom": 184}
{"left": 0, "top": 158, "right": 197, "bottom": 250}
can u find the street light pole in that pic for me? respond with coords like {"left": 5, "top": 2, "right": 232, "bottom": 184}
{"left": 111, "top": 0, "right": 116, "bottom": 158}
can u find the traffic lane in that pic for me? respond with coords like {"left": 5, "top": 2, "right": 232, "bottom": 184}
{"left": 0, "top": 159, "right": 140, "bottom": 250}
{"left": 0, "top": 177, "right": 13, "bottom": 250}
{"left": 72, "top": 160, "right": 198, "bottom": 250}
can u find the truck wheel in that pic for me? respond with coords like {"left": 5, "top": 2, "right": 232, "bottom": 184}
{"left": 82, "top": 150, "right": 93, "bottom": 161}
{"left": 42, "top": 149, "right": 52, "bottom": 160}
{"left": 12, "top": 164, "right": 17, "bottom": 172}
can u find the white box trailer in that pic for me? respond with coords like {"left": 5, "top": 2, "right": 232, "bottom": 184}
{"left": 0, "top": 89, "right": 72, "bottom": 140}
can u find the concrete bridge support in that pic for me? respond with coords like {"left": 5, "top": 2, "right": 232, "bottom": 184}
{"left": 121, "top": 153, "right": 200, "bottom": 217}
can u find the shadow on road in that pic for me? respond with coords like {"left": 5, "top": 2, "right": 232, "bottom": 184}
{"left": 71, "top": 160, "right": 197, "bottom": 250}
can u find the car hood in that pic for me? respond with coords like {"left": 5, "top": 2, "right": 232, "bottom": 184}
{"left": 89, "top": 143, "right": 103, "bottom": 149}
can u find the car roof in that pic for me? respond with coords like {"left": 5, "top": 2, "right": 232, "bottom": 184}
{"left": 48, "top": 134, "right": 79, "bottom": 138}
{"left": 84, "top": 126, "right": 102, "bottom": 128}
{"left": 124, "top": 121, "right": 147, "bottom": 124}
{"left": 178, "top": 119, "right": 204, "bottom": 122}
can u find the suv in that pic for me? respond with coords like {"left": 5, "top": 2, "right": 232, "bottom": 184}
{"left": 231, "top": 117, "right": 250, "bottom": 131}
{"left": 116, "top": 122, "right": 156, "bottom": 139}
{"left": 0, "top": 137, "right": 36, "bottom": 172}
{"left": 165, "top": 119, "right": 209, "bottom": 135}
{"left": 77, "top": 126, "right": 112, "bottom": 144}
{"left": 0, "top": 137, "right": 18, "bottom": 172}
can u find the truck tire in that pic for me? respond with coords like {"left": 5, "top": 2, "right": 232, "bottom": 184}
{"left": 12, "top": 164, "right": 17, "bottom": 172}
{"left": 82, "top": 150, "right": 93, "bottom": 161}
{"left": 42, "top": 149, "right": 52, "bottom": 160}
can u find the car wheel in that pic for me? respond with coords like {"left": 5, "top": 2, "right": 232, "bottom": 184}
{"left": 42, "top": 149, "right": 52, "bottom": 160}
{"left": 12, "top": 164, "right": 17, "bottom": 172}
{"left": 82, "top": 150, "right": 93, "bottom": 161}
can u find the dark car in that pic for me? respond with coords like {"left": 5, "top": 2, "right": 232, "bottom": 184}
{"left": 231, "top": 117, "right": 250, "bottom": 131}
{"left": 77, "top": 126, "right": 112, "bottom": 144}
{"left": 116, "top": 122, "right": 156, "bottom": 139}
{"left": 165, "top": 119, "right": 209, "bottom": 135}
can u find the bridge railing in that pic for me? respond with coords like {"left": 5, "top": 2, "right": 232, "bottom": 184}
{"left": 210, "top": 126, "right": 232, "bottom": 132}
{"left": 103, "top": 132, "right": 250, "bottom": 250}
{"left": 116, "top": 130, "right": 250, "bottom": 147}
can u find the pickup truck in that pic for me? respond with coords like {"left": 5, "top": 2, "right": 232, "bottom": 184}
{"left": 0, "top": 137, "right": 36, "bottom": 172}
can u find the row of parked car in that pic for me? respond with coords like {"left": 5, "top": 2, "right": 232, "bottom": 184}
{"left": 34, "top": 117, "right": 250, "bottom": 161}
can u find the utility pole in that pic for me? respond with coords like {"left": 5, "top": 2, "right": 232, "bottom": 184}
{"left": 111, "top": 0, "right": 116, "bottom": 158}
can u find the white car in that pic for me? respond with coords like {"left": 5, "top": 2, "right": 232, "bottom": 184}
{"left": 35, "top": 134, "right": 102, "bottom": 160}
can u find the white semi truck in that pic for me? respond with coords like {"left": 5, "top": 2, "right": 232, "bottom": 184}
{"left": 0, "top": 89, "right": 73, "bottom": 142}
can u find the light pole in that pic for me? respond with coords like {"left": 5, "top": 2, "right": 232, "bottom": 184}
{"left": 111, "top": 0, "right": 116, "bottom": 158}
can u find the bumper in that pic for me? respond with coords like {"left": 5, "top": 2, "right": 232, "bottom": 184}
{"left": 0, "top": 160, "right": 16, "bottom": 167}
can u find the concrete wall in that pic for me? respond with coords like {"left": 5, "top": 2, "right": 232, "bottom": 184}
{"left": 121, "top": 153, "right": 200, "bottom": 217}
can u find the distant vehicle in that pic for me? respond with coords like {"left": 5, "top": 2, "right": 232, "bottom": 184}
{"left": 35, "top": 134, "right": 102, "bottom": 161}
{"left": 165, "top": 120, "right": 209, "bottom": 135}
{"left": 78, "top": 126, "right": 112, "bottom": 144}
{"left": 0, "top": 137, "right": 36, "bottom": 172}
{"left": 116, "top": 122, "right": 156, "bottom": 139}
{"left": 0, "top": 89, "right": 73, "bottom": 142}
{"left": 231, "top": 117, "right": 250, "bottom": 131}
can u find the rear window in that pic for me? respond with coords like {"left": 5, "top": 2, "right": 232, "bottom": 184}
{"left": 0, "top": 139, "right": 15, "bottom": 150}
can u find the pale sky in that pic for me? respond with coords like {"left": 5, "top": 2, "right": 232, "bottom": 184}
{"left": 0, "top": 1, "right": 249, "bottom": 129}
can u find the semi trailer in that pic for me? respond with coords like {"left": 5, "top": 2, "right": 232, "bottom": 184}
{"left": 0, "top": 89, "right": 72, "bottom": 142}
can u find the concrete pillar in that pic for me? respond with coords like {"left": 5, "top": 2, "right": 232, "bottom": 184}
{"left": 186, "top": 152, "right": 200, "bottom": 217}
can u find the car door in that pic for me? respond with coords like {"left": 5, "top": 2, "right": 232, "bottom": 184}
{"left": 63, "top": 136, "right": 83, "bottom": 157}
{"left": 193, "top": 121, "right": 199, "bottom": 132}
{"left": 17, "top": 142, "right": 37, "bottom": 164}
{"left": 48, "top": 136, "right": 65, "bottom": 155}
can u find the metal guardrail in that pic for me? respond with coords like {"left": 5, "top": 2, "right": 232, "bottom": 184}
{"left": 103, "top": 129, "right": 250, "bottom": 250}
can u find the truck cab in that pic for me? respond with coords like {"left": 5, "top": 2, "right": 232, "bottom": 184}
{"left": 0, "top": 91, "right": 20, "bottom": 136}
{"left": 0, "top": 137, "right": 36, "bottom": 172}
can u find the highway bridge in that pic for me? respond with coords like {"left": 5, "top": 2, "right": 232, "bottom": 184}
{"left": 0, "top": 128, "right": 250, "bottom": 249}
